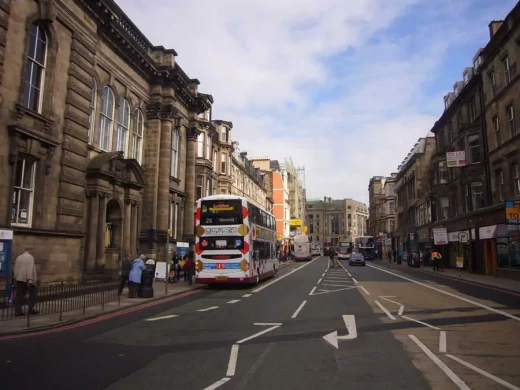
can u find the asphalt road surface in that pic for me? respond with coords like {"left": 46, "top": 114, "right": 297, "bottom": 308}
{"left": 1, "top": 256, "right": 519, "bottom": 390}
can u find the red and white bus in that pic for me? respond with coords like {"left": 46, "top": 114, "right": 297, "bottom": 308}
{"left": 194, "top": 195, "right": 278, "bottom": 285}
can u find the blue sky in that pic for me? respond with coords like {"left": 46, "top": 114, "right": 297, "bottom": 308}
{"left": 119, "top": 0, "right": 517, "bottom": 204}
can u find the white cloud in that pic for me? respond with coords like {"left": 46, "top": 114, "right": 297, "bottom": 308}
{"left": 117, "top": 0, "right": 515, "bottom": 201}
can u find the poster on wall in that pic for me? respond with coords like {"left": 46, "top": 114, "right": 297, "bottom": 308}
{"left": 433, "top": 228, "right": 448, "bottom": 245}
{"left": 177, "top": 242, "right": 189, "bottom": 259}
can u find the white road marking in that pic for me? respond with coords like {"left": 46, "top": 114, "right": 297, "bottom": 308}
{"left": 409, "top": 335, "right": 470, "bottom": 390}
{"left": 309, "top": 286, "right": 317, "bottom": 295}
{"left": 379, "top": 296, "right": 403, "bottom": 306}
{"left": 311, "top": 286, "right": 357, "bottom": 295}
{"left": 352, "top": 278, "right": 358, "bottom": 284}
{"left": 401, "top": 315, "right": 440, "bottom": 330}
{"left": 291, "top": 300, "right": 307, "bottom": 319}
{"left": 374, "top": 300, "right": 396, "bottom": 320}
{"left": 380, "top": 295, "right": 396, "bottom": 298}
{"left": 226, "top": 344, "right": 239, "bottom": 376}
{"left": 253, "top": 322, "right": 283, "bottom": 326}
{"left": 347, "top": 273, "right": 352, "bottom": 276}
{"left": 323, "top": 314, "right": 358, "bottom": 348}
{"left": 236, "top": 325, "right": 280, "bottom": 344}
{"left": 398, "top": 306, "right": 405, "bottom": 316}
{"left": 198, "top": 306, "right": 219, "bottom": 312}
{"left": 322, "top": 273, "right": 326, "bottom": 277}
{"left": 252, "top": 257, "right": 318, "bottom": 293}
{"left": 323, "top": 283, "right": 353, "bottom": 287}
{"left": 358, "top": 286, "right": 370, "bottom": 295}
{"left": 446, "top": 354, "right": 520, "bottom": 390}
{"left": 145, "top": 314, "right": 178, "bottom": 321}
{"left": 227, "top": 300, "right": 240, "bottom": 304}
{"left": 204, "top": 377, "right": 231, "bottom": 390}
{"left": 242, "top": 294, "right": 252, "bottom": 298}
{"left": 318, "top": 278, "right": 322, "bottom": 284}
{"left": 439, "top": 331, "right": 447, "bottom": 353}
{"left": 368, "top": 264, "right": 520, "bottom": 322}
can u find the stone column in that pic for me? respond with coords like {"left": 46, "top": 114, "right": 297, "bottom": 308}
{"left": 130, "top": 202, "right": 138, "bottom": 257}
{"left": 86, "top": 192, "right": 99, "bottom": 269}
{"left": 96, "top": 194, "right": 107, "bottom": 268}
{"left": 183, "top": 124, "right": 200, "bottom": 243}
{"left": 123, "top": 199, "right": 132, "bottom": 255}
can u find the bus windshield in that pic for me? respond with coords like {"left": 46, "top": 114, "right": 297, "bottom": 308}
{"left": 339, "top": 243, "right": 352, "bottom": 253}
{"left": 201, "top": 200, "right": 243, "bottom": 225}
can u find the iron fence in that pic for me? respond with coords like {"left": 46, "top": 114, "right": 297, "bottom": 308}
{"left": 0, "top": 280, "right": 120, "bottom": 326}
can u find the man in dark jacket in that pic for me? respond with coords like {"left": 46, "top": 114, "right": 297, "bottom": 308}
{"left": 119, "top": 252, "right": 132, "bottom": 295}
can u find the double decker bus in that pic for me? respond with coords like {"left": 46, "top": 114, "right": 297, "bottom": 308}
{"left": 337, "top": 237, "right": 353, "bottom": 260}
{"left": 355, "top": 236, "right": 376, "bottom": 259}
{"left": 194, "top": 195, "right": 277, "bottom": 285}
{"left": 311, "top": 242, "right": 321, "bottom": 256}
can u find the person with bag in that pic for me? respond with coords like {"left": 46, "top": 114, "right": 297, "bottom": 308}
{"left": 184, "top": 251, "right": 196, "bottom": 285}
{"left": 13, "top": 245, "right": 39, "bottom": 316}
{"left": 128, "top": 255, "right": 146, "bottom": 298}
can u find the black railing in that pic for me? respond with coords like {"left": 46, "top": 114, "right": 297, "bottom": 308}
{"left": 1, "top": 280, "right": 120, "bottom": 326}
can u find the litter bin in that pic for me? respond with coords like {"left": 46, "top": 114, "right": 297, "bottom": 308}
{"left": 139, "top": 261, "right": 155, "bottom": 298}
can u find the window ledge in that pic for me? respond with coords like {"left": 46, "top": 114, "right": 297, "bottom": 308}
{"left": 15, "top": 104, "right": 54, "bottom": 128}
{"left": 170, "top": 176, "right": 181, "bottom": 184}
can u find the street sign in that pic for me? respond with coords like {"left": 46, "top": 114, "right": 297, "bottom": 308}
{"left": 506, "top": 200, "right": 520, "bottom": 225}
{"left": 459, "top": 232, "right": 469, "bottom": 243}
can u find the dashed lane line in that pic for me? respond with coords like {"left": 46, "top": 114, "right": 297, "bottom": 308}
{"left": 252, "top": 257, "right": 319, "bottom": 293}
{"left": 358, "top": 286, "right": 370, "bottom": 295}
{"left": 197, "top": 306, "right": 219, "bottom": 312}
{"left": 242, "top": 294, "right": 252, "bottom": 298}
{"left": 145, "top": 314, "right": 179, "bottom": 321}
{"left": 227, "top": 300, "right": 240, "bottom": 304}
{"left": 291, "top": 300, "right": 307, "bottom": 319}
{"left": 203, "top": 377, "right": 231, "bottom": 390}
{"left": 374, "top": 300, "right": 396, "bottom": 320}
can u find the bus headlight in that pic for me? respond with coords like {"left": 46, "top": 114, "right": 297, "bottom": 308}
{"left": 240, "top": 259, "right": 249, "bottom": 272}
{"left": 195, "top": 260, "right": 203, "bottom": 272}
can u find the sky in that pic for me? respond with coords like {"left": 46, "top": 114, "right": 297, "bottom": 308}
{"left": 118, "top": 0, "right": 516, "bottom": 203}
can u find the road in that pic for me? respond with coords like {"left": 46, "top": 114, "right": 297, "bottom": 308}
{"left": 1, "top": 256, "right": 520, "bottom": 390}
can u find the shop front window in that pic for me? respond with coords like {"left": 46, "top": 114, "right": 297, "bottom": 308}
{"left": 497, "top": 237, "right": 520, "bottom": 269}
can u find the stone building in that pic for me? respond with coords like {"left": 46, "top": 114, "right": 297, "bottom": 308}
{"left": 368, "top": 177, "right": 384, "bottom": 238}
{"left": 281, "top": 157, "right": 306, "bottom": 233}
{"left": 0, "top": 0, "right": 214, "bottom": 282}
{"left": 395, "top": 136, "right": 436, "bottom": 255}
{"left": 474, "top": 5, "right": 520, "bottom": 276}
{"left": 231, "top": 151, "right": 271, "bottom": 212}
{"left": 367, "top": 173, "right": 397, "bottom": 253}
{"left": 306, "top": 197, "right": 368, "bottom": 246}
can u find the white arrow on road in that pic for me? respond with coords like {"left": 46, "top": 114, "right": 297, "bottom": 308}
{"left": 323, "top": 315, "right": 357, "bottom": 349}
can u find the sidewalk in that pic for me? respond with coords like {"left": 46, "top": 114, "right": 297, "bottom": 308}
{"left": 373, "top": 259, "right": 520, "bottom": 294}
{"left": 0, "top": 281, "right": 203, "bottom": 336}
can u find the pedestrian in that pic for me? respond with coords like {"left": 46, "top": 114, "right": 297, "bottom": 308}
{"left": 128, "top": 254, "right": 146, "bottom": 298}
{"left": 326, "top": 246, "right": 336, "bottom": 268}
{"left": 184, "top": 251, "right": 195, "bottom": 285}
{"left": 432, "top": 250, "right": 442, "bottom": 272}
{"left": 118, "top": 251, "right": 132, "bottom": 295}
{"left": 171, "top": 251, "right": 180, "bottom": 282}
{"left": 13, "top": 245, "right": 39, "bottom": 317}
{"left": 392, "top": 249, "right": 397, "bottom": 263}
{"left": 388, "top": 250, "right": 392, "bottom": 262}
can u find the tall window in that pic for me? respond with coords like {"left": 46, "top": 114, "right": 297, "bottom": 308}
{"left": 221, "top": 153, "right": 227, "bottom": 174}
{"left": 493, "top": 116, "right": 500, "bottom": 147}
{"left": 170, "top": 202, "right": 178, "bottom": 240}
{"left": 437, "top": 197, "right": 449, "bottom": 221}
{"left": 438, "top": 161, "right": 448, "bottom": 184}
{"left": 22, "top": 24, "right": 47, "bottom": 113}
{"left": 221, "top": 126, "right": 228, "bottom": 142}
{"left": 132, "top": 109, "right": 144, "bottom": 163}
{"left": 228, "top": 155, "right": 231, "bottom": 175}
{"left": 513, "top": 164, "right": 520, "bottom": 197}
{"left": 116, "top": 98, "right": 130, "bottom": 155}
{"left": 471, "top": 182, "right": 484, "bottom": 210}
{"left": 503, "top": 56, "right": 511, "bottom": 84}
{"left": 197, "top": 132, "right": 204, "bottom": 158}
{"left": 206, "top": 134, "right": 211, "bottom": 160}
{"left": 507, "top": 105, "right": 516, "bottom": 138}
{"left": 170, "top": 128, "right": 179, "bottom": 177}
{"left": 489, "top": 71, "right": 496, "bottom": 98}
{"left": 12, "top": 157, "right": 36, "bottom": 226}
{"left": 496, "top": 170, "right": 504, "bottom": 202}
{"left": 98, "top": 87, "right": 115, "bottom": 151}
{"left": 464, "top": 184, "right": 470, "bottom": 213}
{"left": 205, "top": 178, "right": 210, "bottom": 197}
{"left": 196, "top": 176, "right": 203, "bottom": 200}
{"left": 88, "top": 78, "right": 97, "bottom": 144}
{"left": 213, "top": 150, "right": 217, "bottom": 171}
{"left": 468, "top": 135, "right": 481, "bottom": 164}
{"left": 469, "top": 97, "right": 477, "bottom": 122}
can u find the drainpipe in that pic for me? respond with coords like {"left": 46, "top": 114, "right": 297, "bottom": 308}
{"left": 477, "top": 78, "right": 492, "bottom": 205}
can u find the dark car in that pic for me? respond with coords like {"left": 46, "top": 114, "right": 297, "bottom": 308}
{"left": 349, "top": 253, "right": 366, "bottom": 266}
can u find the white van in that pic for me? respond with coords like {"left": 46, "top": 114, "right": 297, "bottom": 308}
{"left": 293, "top": 235, "right": 312, "bottom": 261}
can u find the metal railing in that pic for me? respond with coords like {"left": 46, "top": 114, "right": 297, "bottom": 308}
{"left": 0, "top": 280, "right": 120, "bottom": 327}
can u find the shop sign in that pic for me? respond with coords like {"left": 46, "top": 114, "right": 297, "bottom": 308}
{"left": 290, "top": 219, "right": 303, "bottom": 226}
{"left": 456, "top": 256, "right": 464, "bottom": 268}
{"left": 446, "top": 151, "right": 466, "bottom": 167}
{"left": 433, "top": 228, "right": 448, "bottom": 245}
{"left": 459, "top": 232, "right": 469, "bottom": 243}
{"left": 505, "top": 200, "right": 520, "bottom": 225}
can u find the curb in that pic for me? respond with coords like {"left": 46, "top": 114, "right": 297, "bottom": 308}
{"left": 374, "top": 261, "right": 520, "bottom": 296}
{"left": 0, "top": 286, "right": 206, "bottom": 339}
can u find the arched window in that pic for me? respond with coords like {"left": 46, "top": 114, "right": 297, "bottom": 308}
{"left": 98, "top": 86, "right": 115, "bottom": 151}
{"left": 197, "top": 132, "right": 204, "bottom": 158}
{"left": 22, "top": 23, "right": 47, "bottom": 113}
{"left": 170, "top": 127, "right": 180, "bottom": 177}
{"left": 116, "top": 98, "right": 131, "bottom": 155}
{"left": 132, "top": 109, "right": 144, "bottom": 163}
{"left": 88, "top": 78, "right": 97, "bottom": 144}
